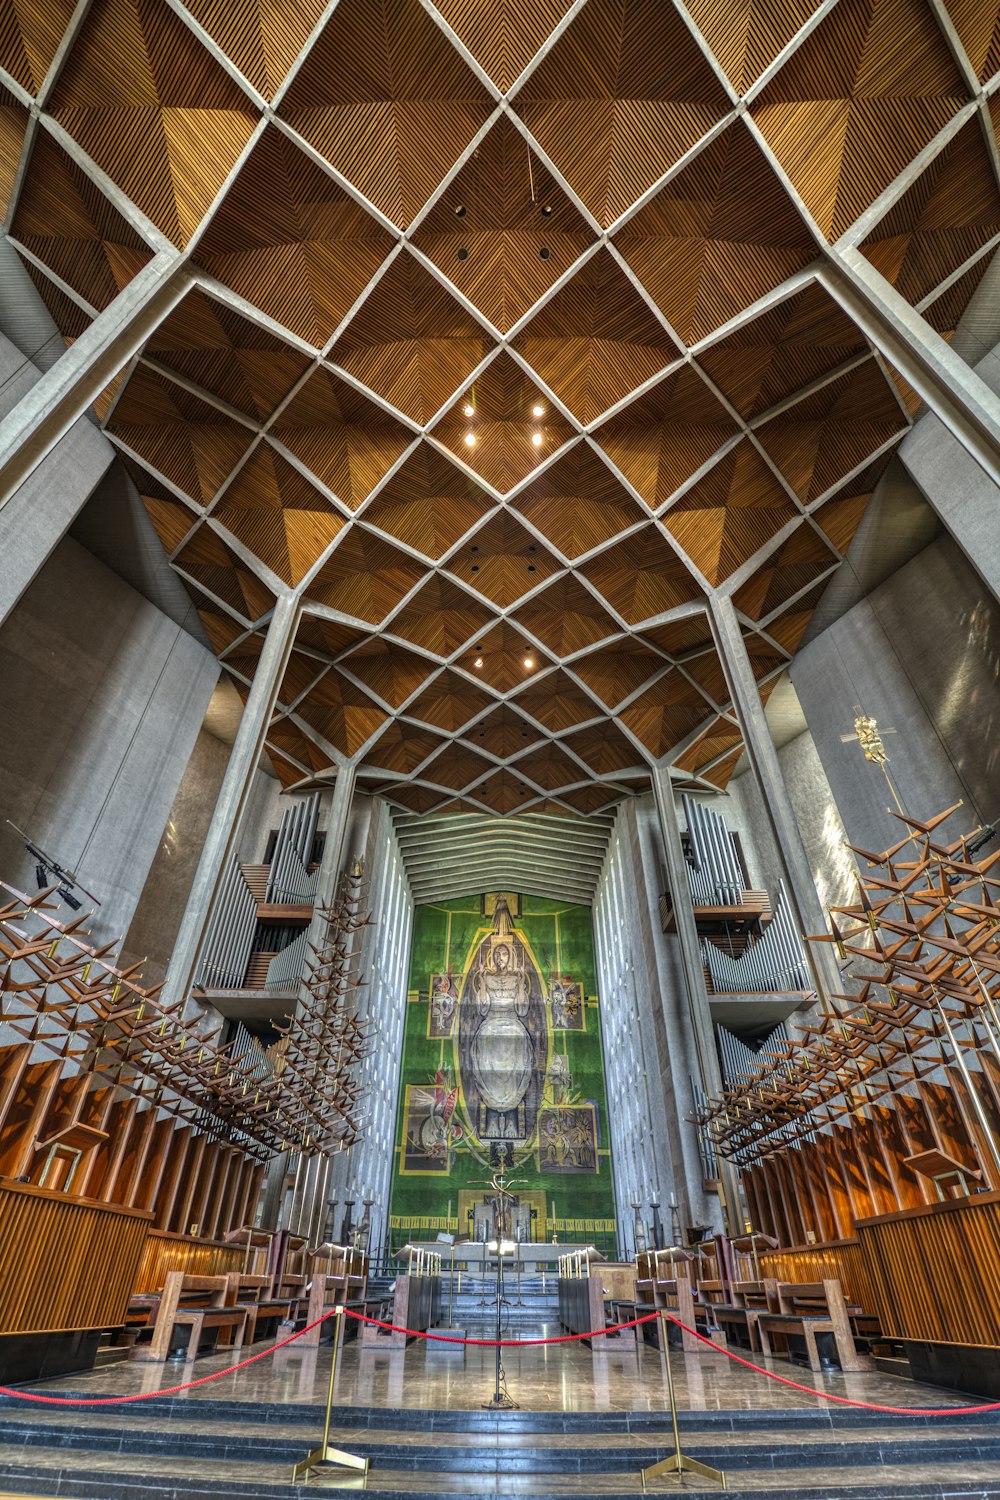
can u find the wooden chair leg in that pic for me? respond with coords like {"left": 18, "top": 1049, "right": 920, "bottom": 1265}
{"left": 186, "top": 1316, "right": 204, "bottom": 1361}
{"left": 803, "top": 1327, "right": 822, "bottom": 1372}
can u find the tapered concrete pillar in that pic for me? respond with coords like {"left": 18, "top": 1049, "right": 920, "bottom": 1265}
{"left": 651, "top": 765, "right": 742, "bottom": 1233}
{"left": 164, "top": 593, "right": 300, "bottom": 1011}
{"left": 707, "top": 595, "right": 843, "bottom": 1007}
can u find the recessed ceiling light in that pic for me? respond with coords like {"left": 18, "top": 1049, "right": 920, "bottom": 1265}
{"left": 532, "top": 404, "right": 545, "bottom": 418}
{"left": 474, "top": 657, "right": 483, "bottom": 668}
{"left": 462, "top": 402, "right": 474, "bottom": 416}
{"left": 465, "top": 432, "right": 476, "bottom": 447}
{"left": 524, "top": 657, "right": 534, "bottom": 669}
{"left": 531, "top": 431, "right": 542, "bottom": 446}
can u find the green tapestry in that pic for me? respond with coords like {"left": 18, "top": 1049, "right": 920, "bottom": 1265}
{"left": 389, "top": 892, "right": 617, "bottom": 1240}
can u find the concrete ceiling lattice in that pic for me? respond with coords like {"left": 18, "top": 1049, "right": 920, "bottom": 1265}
{"left": 6, "top": 0, "right": 1000, "bottom": 816}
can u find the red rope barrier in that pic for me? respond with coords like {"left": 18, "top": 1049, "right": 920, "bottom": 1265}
{"left": 662, "top": 1314, "right": 1000, "bottom": 1417}
{"left": 339, "top": 1308, "right": 661, "bottom": 1346}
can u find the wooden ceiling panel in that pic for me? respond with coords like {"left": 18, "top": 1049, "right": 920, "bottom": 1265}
{"left": 384, "top": 782, "right": 451, "bottom": 813}
{"left": 361, "top": 444, "right": 492, "bottom": 559}
{"left": 302, "top": 529, "right": 426, "bottom": 622}
{"left": 332, "top": 252, "right": 495, "bottom": 424}
{"left": 682, "top": 0, "right": 820, "bottom": 95}
{"left": 732, "top": 520, "right": 839, "bottom": 620}
{"left": 432, "top": 351, "right": 577, "bottom": 491}
{"left": 569, "top": 639, "right": 666, "bottom": 708}
{"left": 269, "top": 713, "right": 345, "bottom": 772}
{"left": 639, "top": 616, "right": 715, "bottom": 657}
{"left": 562, "top": 722, "right": 648, "bottom": 777}
{"left": 359, "top": 720, "right": 446, "bottom": 776}
{"left": 211, "top": 444, "right": 344, "bottom": 586}
{"left": 673, "top": 716, "right": 742, "bottom": 775}
{"left": 511, "top": 741, "right": 590, "bottom": 792}
{"left": 386, "top": 574, "right": 493, "bottom": 654}
{"left": 22, "top": 261, "right": 92, "bottom": 343}
{"left": 13, "top": 127, "right": 152, "bottom": 308}
{"left": 177, "top": 0, "right": 328, "bottom": 100}
{"left": 420, "top": 742, "right": 495, "bottom": 792}
{"left": 593, "top": 363, "right": 739, "bottom": 509}
{"left": 293, "top": 668, "right": 389, "bottom": 757}
{"left": 512, "top": 247, "right": 679, "bottom": 423}
{"left": 619, "top": 668, "right": 713, "bottom": 757}
{"left": 278, "top": 0, "right": 494, "bottom": 228}
{"left": 810, "top": 455, "right": 890, "bottom": 554}
{"left": 511, "top": 444, "right": 645, "bottom": 558}
{"left": 471, "top": 768, "right": 539, "bottom": 815}
{"left": 269, "top": 367, "right": 414, "bottom": 510}
{"left": 512, "top": 574, "right": 621, "bottom": 654}
{"left": 860, "top": 117, "right": 1000, "bottom": 309}
{"left": 464, "top": 703, "right": 546, "bottom": 758}
{"left": 142, "top": 289, "right": 311, "bottom": 422}
{"left": 404, "top": 666, "right": 495, "bottom": 733}
{"left": 614, "top": 122, "right": 818, "bottom": 344}
{"left": 338, "top": 638, "right": 437, "bottom": 708}
{"left": 446, "top": 510, "right": 562, "bottom": 607}
{"left": 106, "top": 364, "right": 255, "bottom": 507}
{"left": 294, "top": 616, "right": 367, "bottom": 661}
{"left": 276, "top": 648, "right": 327, "bottom": 708}
{"left": 555, "top": 781, "right": 625, "bottom": 814}
{"left": 512, "top": 667, "right": 603, "bottom": 732}
{"left": 920, "top": 249, "right": 998, "bottom": 338}
{"left": 578, "top": 525, "right": 703, "bottom": 624}
{"left": 411, "top": 113, "right": 595, "bottom": 332}
{"left": 195, "top": 127, "right": 395, "bottom": 347}
{"left": 662, "top": 438, "right": 799, "bottom": 585}
{"left": 750, "top": 0, "right": 967, "bottom": 240}
{"left": 173, "top": 524, "right": 276, "bottom": 621}
{"left": 432, "top": 0, "right": 573, "bottom": 93}
{"left": 754, "top": 359, "right": 907, "bottom": 503}
{"left": 190, "top": 589, "right": 247, "bottom": 655}
{"left": 696, "top": 282, "right": 869, "bottom": 419}
{"left": 128, "top": 463, "right": 199, "bottom": 555}
{"left": 456, "top": 621, "right": 553, "bottom": 695}
{"left": 762, "top": 579, "right": 827, "bottom": 654}
{"left": 50, "top": 0, "right": 259, "bottom": 246}
{"left": 0, "top": 0, "right": 76, "bottom": 94}
{"left": 946, "top": 0, "right": 1000, "bottom": 83}
{"left": 516, "top": 0, "right": 730, "bottom": 227}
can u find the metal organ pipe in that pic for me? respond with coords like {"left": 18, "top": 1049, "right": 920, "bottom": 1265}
{"left": 195, "top": 852, "right": 257, "bottom": 990}
{"left": 702, "top": 882, "right": 809, "bottom": 994}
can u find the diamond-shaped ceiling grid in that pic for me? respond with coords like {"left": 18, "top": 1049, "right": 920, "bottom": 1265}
{"left": 464, "top": 702, "right": 546, "bottom": 759}
{"left": 173, "top": 524, "right": 276, "bottom": 622}
{"left": 511, "top": 444, "right": 646, "bottom": 558}
{"left": 211, "top": 443, "right": 344, "bottom": 587}
{"left": 125, "top": 458, "right": 199, "bottom": 556}
{"left": 50, "top": 0, "right": 259, "bottom": 247}
{"left": 420, "top": 742, "right": 496, "bottom": 793}
{"left": 338, "top": 638, "right": 438, "bottom": 709}
{"left": 563, "top": 721, "right": 648, "bottom": 778}
{"left": 0, "top": 0, "right": 76, "bottom": 95}
{"left": 733, "top": 520, "right": 839, "bottom": 621}
{"left": 682, "top": 0, "right": 821, "bottom": 96}
{"left": 293, "top": 668, "right": 388, "bottom": 757}
{"left": 661, "top": 438, "right": 799, "bottom": 586}
{"left": 618, "top": 668, "right": 714, "bottom": 757}
{"left": 385, "top": 575, "right": 493, "bottom": 655}
{"left": 412, "top": 113, "right": 595, "bottom": 333}
{"left": 515, "top": 0, "right": 731, "bottom": 228}
{"left": 579, "top": 525, "right": 705, "bottom": 623}
{"left": 750, "top": 0, "right": 969, "bottom": 242}
{"left": 570, "top": 639, "right": 667, "bottom": 709}
{"left": 432, "top": 352, "right": 576, "bottom": 491}
{"left": 176, "top": 0, "right": 328, "bottom": 102}
{"left": 278, "top": 0, "right": 495, "bottom": 229}
{"left": 457, "top": 621, "right": 553, "bottom": 696}
{"left": 361, "top": 719, "right": 447, "bottom": 776}
{"left": 614, "top": 122, "right": 819, "bottom": 345}
{"left": 269, "top": 366, "right": 414, "bottom": 510}
{"left": 513, "top": 667, "right": 604, "bottom": 733}
{"left": 512, "top": 574, "right": 621, "bottom": 655}
{"left": 946, "top": 0, "right": 1000, "bottom": 84}
{"left": 361, "top": 444, "right": 492, "bottom": 559}
{"left": 511, "top": 741, "right": 592, "bottom": 793}
{"left": 302, "top": 529, "right": 426, "bottom": 622}
{"left": 446, "top": 510, "right": 562, "bottom": 607}
{"left": 405, "top": 667, "right": 495, "bottom": 734}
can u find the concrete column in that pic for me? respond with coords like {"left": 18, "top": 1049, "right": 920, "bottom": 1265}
{"left": 164, "top": 593, "right": 300, "bottom": 1010}
{"left": 707, "top": 595, "right": 843, "bottom": 1007}
{"left": 651, "top": 765, "right": 741, "bottom": 1233}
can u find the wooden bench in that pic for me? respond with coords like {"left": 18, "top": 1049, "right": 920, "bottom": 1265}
{"left": 223, "top": 1273, "right": 300, "bottom": 1344}
{"left": 698, "top": 1278, "right": 778, "bottom": 1353}
{"left": 360, "top": 1274, "right": 439, "bottom": 1349}
{"left": 131, "top": 1272, "right": 248, "bottom": 1363}
{"left": 757, "top": 1279, "right": 870, "bottom": 1373}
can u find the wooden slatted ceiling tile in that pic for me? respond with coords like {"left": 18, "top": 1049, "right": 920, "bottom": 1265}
{"left": 278, "top": 0, "right": 494, "bottom": 229}
{"left": 859, "top": 116, "right": 1000, "bottom": 307}
{"left": 291, "top": 669, "right": 389, "bottom": 757}
{"left": 510, "top": 444, "right": 645, "bottom": 559}
{"left": 126, "top": 462, "right": 199, "bottom": 555}
{"left": 618, "top": 667, "right": 714, "bottom": 757}
{"left": 662, "top": 437, "right": 799, "bottom": 586}
{"left": 750, "top": 0, "right": 968, "bottom": 242}
{"left": 359, "top": 719, "right": 447, "bottom": 776}
{"left": 338, "top": 638, "right": 438, "bottom": 709}
{"left": 269, "top": 367, "right": 414, "bottom": 511}
{"left": 332, "top": 251, "right": 495, "bottom": 426}
{"left": 268, "top": 746, "right": 313, "bottom": 789}
{"left": 383, "top": 573, "right": 493, "bottom": 654}
{"left": 0, "top": 0, "right": 76, "bottom": 94}
{"left": 593, "top": 362, "right": 739, "bottom": 510}
{"left": 511, "top": 742, "right": 592, "bottom": 793}
{"left": 431, "top": 351, "right": 576, "bottom": 491}
{"left": 512, "top": 667, "right": 604, "bottom": 733}
{"left": 732, "top": 519, "right": 838, "bottom": 620}
{"left": 403, "top": 666, "right": 495, "bottom": 735}
{"left": 613, "top": 122, "right": 818, "bottom": 346}
{"left": 361, "top": 443, "right": 492, "bottom": 559}
{"left": 419, "top": 742, "right": 496, "bottom": 792}
{"left": 512, "top": 247, "right": 678, "bottom": 425}
{"left": 302, "top": 528, "right": 426, "bottom": 623}
{"left": 225, "top": 628, "right": 265, "bottom": 678}
{"left": 639, "top": 614, "right": 714, "bottom": 656}
{"left": 276, "top": 649, "right": 327, "bottom": 709}
{"left": 0, "top": 86, "right": 26, "bottom": 222}
{"left": 921, "top": 250, "right": 998, "bottom": 338}
{"left": 681, "top": 648, "right": 730, "bottom": 706}
{"left": 700, "top": 743, "right": 744, "bottom": 789}
{"left": 458, "top": 621, "right": 553, "bottom": 696}
{"left": 578, "top": 524, "right": 703, "bottom": 624}
{"left": 696, "top": 282, "right": 868, "bottom": 420}
{"left": 431, "top": 0, "right": 572, "bottom": 94}
{"left": 556, "top": 782, "right": 628, "bottom": 814}
{"left": 569, "top": 638, "right": 666, "bottom": 709}
{"left": 470, "top": 769, "right": 538, "bottom": 815}
{"left": 411, "top": 113, "right": 595, "bottom": 333}
{"left": 385, "top": 782, "right": 452, "bottom": 813}
{"left": 563, "top": 722, "right": 648, "bottom": 778}
{"left": 294, "top": 615, "right": 367, "bottom": 660}
{"left": 211, "top": 444, "right": 344, "bottom": 587}
{"left": 463, "top": 703, "right": 545, "bottom": 758}
{"left": 446, "top": 510, "right": 561, "bottom": 607}
{"left": 674, "top": 716, "right": 741, "bottom": 775}
{"left": 191, "top": 591, "right": 247, "bottom": 656}
{"left": 515, "top": 0, "right": 730, "bottom": 228}
{"left": 12, "top": 128, "right": 152, "bottom": 309}
{"left": 741, "top": 628, "right": 788, "bottom": 678}
{"left": 269, "top": 715, "right": 341, "bottom": 773}
{"left": 144, "top": 290, "right": 311, "bottom": 424}
{"left": 811, "top": 463, "right": 888, "bottom": 556}
{"left": 50, "top": 0, "right": 259, "bottom": 247}
{"left": 195, "top": 126, "right": 395, "bottom": 349}
{"left": 177, "top": 0, "right": 328, "bottom": 101}
{"left": 682, "top": 0, "right": 820, "bottom": 96}
{"left": 173, "top": 523, "right": 276, "bottom": 621}
{"left": 511, "top": 573, "right": 621, "bottom": 654}
{"left": 762, "top": 578, "right": 828, "bottom": 653}
{"left": 946, "top": 0, "right": 1000, "bottom": 83}
{"left": 753, "top": 359, "right": 907, "bottom": 504}
{"left": 106, "top": 364, "right": 255, "bottom": 508}
{"left": 22, "top": 262, "right": 92, "bottom": 342}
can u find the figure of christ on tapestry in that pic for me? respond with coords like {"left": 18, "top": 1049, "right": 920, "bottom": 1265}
{"left": 457, "top": 895, "right": 548, "bottom": 1147}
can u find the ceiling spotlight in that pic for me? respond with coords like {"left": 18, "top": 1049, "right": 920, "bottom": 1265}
{"left": 523, "top": 657, "right": 535, "bottom": 670}
{"left": 58, "top": 886, "right": 83, "bottom": 912}
{"left": 455, "top": 204, "right": 467, "bottom": 217}
{"left": 539, "top": 246, "right": 551, "bottom": 260}
{"left": 457, "top": 246, "right": 469, "bottom": 261}
{"left": 531, "top": 431, "right": 542, "bottom": 447}
{"left": 532, "top": 404, "right": 545, "bottom": 418}
{"left": 474, "top": 657, "right": 484, "bottom": 668}
{"left": 35, "top": 863, "right": 48, "bottom": 890}
{"left": 465, "top": 432, "right": 476, "bottom": 447}
{"left": 462, "top": 402, "right": 475, "bottom": 416}
{"left": 541, "top": 204, "right": 553, "bottom": 217}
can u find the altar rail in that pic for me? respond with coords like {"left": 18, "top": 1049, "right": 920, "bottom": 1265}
{"left": 0, "top": 1181, "right": 151, "bottom": 1334}
{"left": 759, "top": 1238, "right": 877, "bottom": 1311}
{"left": 135, "top": 1229, "right": 248, "bottom": 1291}
{"left": 856, "top": 1192, "right": 1000, "bottom": 1347}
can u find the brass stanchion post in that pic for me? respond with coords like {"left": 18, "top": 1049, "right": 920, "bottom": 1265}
{"left": 639, "top": 1313, "right": 726, "bottom": 1492}
{"left": 291, "top": 1306, "right": 369, "bottom": 1483}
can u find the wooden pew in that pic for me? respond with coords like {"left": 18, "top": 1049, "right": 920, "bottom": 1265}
{"left": 756, "top": 1279, "right": 870, "bottom": 1372}
{"left": 131, "top": 1272, "right": 248, "bottom": 1362}
{"left": 360, "top": 1274, "right": 439, "bottom": 1349}
{"left": 699, "top": 1278, "right": 778, "bottom": 1352}
{"left": 223, "top": 1273, "right": 300, "bottom": 1344}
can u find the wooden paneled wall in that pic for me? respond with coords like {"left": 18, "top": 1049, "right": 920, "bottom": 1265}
{"left": 758, "top": 1239, "right": 877, "bottom": 1311}
{"left": 135, "top": 1230, "right": 248, "bottom": 1291}
{"left": 0, "top": 1180, "right": 151, "bottom": 1334}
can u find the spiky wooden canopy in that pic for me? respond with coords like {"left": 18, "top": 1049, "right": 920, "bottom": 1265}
{"left": 7, "top": 0, "right": 999, "bottom": 813}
